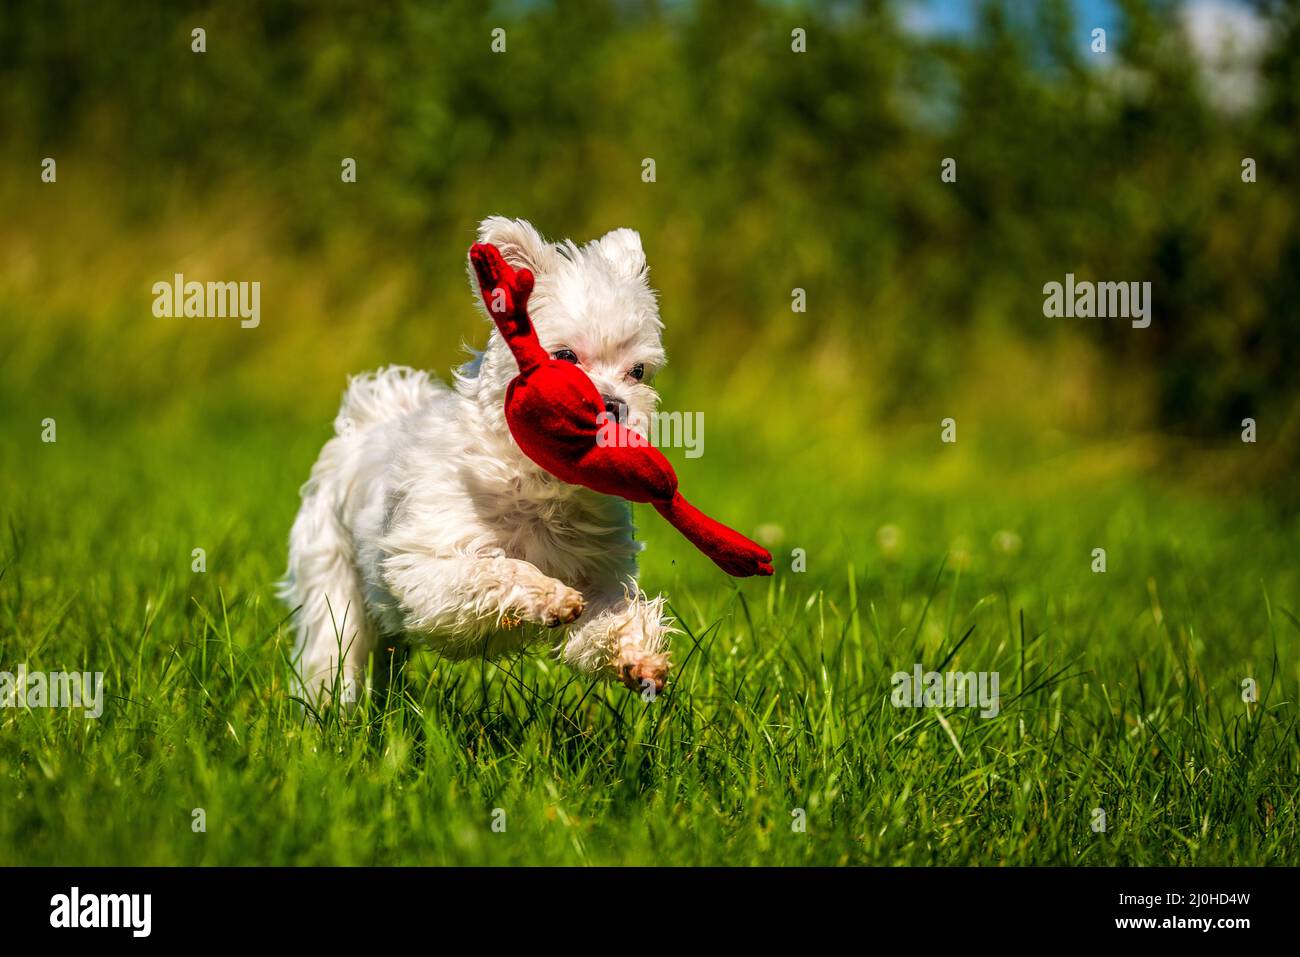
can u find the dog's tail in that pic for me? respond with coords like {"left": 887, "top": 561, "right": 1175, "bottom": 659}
{"left": 334, "top": 365, "right": 440, "bottom": 436}
{"left": 281, "top": 451, "right": 374, "bottom": 710}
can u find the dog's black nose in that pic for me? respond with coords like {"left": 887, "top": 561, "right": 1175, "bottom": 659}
{"left": 601, "top": 394, "right": 628, "bottom": 425}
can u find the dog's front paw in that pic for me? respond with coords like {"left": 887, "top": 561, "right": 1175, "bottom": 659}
{"left": 618, "top": 651, "right": 670, "bottom": 696}
{"left": 541, "top": 584, "right": 585, "bottom": 627}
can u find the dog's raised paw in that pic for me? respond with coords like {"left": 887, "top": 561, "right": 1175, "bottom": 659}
{"left": 542, "top": 585, "right": 585, "bottom": 627}
{"left": 618, "top": 652, "right": 670, "bottom": 696}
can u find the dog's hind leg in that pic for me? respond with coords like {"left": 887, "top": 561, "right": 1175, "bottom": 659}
{"left": 282, "top": 476, "right": 377, "bottom": 711}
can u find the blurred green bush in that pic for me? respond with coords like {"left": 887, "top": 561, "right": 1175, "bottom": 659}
{"left": 1, "top": 0, "right": 1297, "bottom": 487}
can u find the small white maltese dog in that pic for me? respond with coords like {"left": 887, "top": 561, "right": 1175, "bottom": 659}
{"left": 282, "top": 217, "right": 674, "bottom": 708}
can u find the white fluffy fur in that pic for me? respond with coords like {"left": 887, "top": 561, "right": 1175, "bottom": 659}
{"left": 281, "top": 217, "right": 674, "bottom": 707}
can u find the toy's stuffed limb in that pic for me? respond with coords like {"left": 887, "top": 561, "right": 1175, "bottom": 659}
{"left": 469, "top": 242, "right": 548, "bottom": 374}
{"left": 586, "top": 431, "right": 773, "bottom": 576}
{"left": 558, "top": 588, "right": 672, "bottom": 694}
{"left": 655, "top": 491, "right": 775, "bottom": 577}
{"left": 574, "top": 429, "right": 678, "bottom": 503}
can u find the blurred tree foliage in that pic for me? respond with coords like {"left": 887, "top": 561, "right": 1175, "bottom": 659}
{"left": 1, "top": 0, "right": 1296, "bottom": 476}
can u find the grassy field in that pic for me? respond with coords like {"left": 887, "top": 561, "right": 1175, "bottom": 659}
{"left": 1, "top": 376, "right": 1297, "bottom": 865}
{"left": 0, "top": 150, "right": 1297, "bottom": 867}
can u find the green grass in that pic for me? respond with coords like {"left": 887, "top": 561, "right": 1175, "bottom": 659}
{"left": 1, "top": 389, "right": 1297, "bottom": 866}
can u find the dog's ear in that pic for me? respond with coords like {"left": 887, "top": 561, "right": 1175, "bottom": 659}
{"left": 476, "top": 217, "right": 556, "bottom": 276}
{"left": 592, "top": 228, "right": 648, "bottom": 283}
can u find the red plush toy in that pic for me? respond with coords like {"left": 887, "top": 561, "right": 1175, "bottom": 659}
{"left": 470, "top": 242, "right": 774, "bottom": 578}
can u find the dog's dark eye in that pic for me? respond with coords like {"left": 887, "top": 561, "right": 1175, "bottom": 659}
{"left": 553, "top": 349, "right": 579, "bottom": 364}
{"left": 629, "top": 363, "right": 645, "bottom": 381}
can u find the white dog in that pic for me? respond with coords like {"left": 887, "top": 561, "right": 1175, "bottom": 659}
{"left": 281, "top": 217, "right": 674, "bottom": 708}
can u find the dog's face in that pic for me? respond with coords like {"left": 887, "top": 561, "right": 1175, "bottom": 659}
{"left": 468, "top": 217, "right": 666, "bottom": 439}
